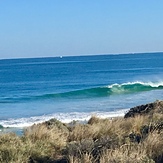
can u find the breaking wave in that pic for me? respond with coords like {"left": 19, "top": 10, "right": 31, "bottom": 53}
{"left": 1, "top": 81, "right": 163, "bottom": 103}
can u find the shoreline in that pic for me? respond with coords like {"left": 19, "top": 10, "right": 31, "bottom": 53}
{"left": 0, "top": 111, "right": 127, "bottom": 136}
{"left": 0, "top": 108, "right": 128, "bottom": 128}
{"left": 0, "top": 99, "right": 161, "bottom": 135}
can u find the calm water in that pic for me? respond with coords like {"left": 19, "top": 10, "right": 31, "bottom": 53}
{"left": 0, "top": 53, "right": 163, "bottom": 128}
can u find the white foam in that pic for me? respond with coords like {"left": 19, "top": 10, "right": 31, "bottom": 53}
{"left": 0, "top": 109, "right": 128, "bottom": 128}
{"left": 107, "top": 81, "right": 163, "bottom": 88}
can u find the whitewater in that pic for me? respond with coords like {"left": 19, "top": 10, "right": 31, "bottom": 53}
{"left": 0, "top": 53, "right": 163, "bottom": 129}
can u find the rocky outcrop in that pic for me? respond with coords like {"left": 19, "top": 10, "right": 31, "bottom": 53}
{"left": 124, "top": 100, "right": 163, "bottom": 118}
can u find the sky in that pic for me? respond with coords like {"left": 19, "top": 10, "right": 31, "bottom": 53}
{"left": 0, "top": 0, "right": 163, "bottom": 59}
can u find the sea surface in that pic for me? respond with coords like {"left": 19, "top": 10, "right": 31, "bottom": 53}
{"left": 0, "top": 53, "right": 163, "bottom": 131}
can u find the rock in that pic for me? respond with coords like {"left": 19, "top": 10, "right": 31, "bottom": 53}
{"left": 124, "top": 100, "right": 163, "bottom": 118}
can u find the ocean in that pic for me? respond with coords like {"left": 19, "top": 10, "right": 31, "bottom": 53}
{"left": 0, "top": 53, "right": 163, "bottom": 131}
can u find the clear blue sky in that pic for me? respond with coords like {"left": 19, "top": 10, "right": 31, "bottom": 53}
{"left": 0, "top": 0, "right": 163, "bottom": 59}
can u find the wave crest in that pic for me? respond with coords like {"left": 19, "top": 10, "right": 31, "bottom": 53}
{"left": 107, "top": 81, "right": 163, "bottom": 94}
{"left": 0, "top": 81, "right": 163, "bottom": 103}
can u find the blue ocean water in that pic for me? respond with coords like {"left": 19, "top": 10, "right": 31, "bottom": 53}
{"left": 0, "top": 53, "right": 163, "bottom": 128}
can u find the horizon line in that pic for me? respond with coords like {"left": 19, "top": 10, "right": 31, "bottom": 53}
{"left": 0, "top": 51, "right": 163, "bottom": 61}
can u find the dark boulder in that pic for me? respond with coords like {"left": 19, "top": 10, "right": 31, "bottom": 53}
{"left": 124, "top": 100, "right": 163, "bottom": 118}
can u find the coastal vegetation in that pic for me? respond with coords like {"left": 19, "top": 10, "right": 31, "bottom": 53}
{"left": 0, "top": 100, "right": 163, "bottom": 162}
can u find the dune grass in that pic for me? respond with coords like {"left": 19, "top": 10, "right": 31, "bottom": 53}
{"left": 0, "top": 100, "right": 163, "bottom": 162}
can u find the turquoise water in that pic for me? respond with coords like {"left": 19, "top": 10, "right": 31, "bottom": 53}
{"left": 0, "top": 53, "right": 163, "bottom": 128}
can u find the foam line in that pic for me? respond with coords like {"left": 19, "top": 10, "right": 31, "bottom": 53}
{"left": 0, "top": 109, "right": 128, "bottom": 128}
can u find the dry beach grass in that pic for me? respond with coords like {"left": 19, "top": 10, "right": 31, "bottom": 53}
{"left": 0, "top": 100, "right": 163, "bottom": 162}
